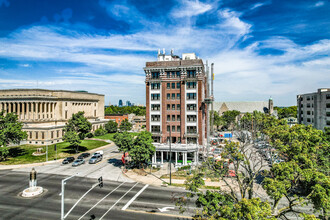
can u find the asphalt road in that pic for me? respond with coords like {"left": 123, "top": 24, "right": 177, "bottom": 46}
{"left": 0, "top": 170, "right": 195, "bottom": 220}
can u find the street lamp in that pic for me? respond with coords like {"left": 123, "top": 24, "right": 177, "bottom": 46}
{"left": 169, "top": 124, "right": 172, "bottom": 185}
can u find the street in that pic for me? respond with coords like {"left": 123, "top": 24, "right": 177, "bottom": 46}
{"left": 0, "top": 170, "right": 194, "bottom": 220}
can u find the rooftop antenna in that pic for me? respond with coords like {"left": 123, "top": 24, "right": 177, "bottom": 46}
{"left": 171, "top": 49, "right": 173, "bottom": 56}
{"left": 163, "top": 48, "right": 165, "bottom": 54}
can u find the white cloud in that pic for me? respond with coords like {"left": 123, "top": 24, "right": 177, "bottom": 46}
{"left": 171, "top": 0, "right": 213, "bottom": 18}
{"left": 218, "top": 9, "right": 251, "bottom": 36}
{"left": 314, "top": 1, "right": 324, "bottom": 7}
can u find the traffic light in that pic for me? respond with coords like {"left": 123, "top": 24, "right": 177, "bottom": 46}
{"left": 98, "top": 176, "right": 103, "bottom": 188}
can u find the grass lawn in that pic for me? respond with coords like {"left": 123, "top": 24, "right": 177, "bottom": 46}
{"left": 0, "top": 140, "right": 109, "bottom": 165}
{"left": 94, "top": 132, "right": 140, "bottom": 141}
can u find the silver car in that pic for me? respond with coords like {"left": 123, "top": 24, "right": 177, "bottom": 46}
{"left": 89, "top": 155, "right": 102, "bottom": 164}
{"left": 72, "top": 159, "right": 85, "bottom": 167}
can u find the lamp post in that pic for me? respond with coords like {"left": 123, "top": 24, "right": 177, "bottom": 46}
{"left": 169, "top": 125, "right": 172, "bottom": 185}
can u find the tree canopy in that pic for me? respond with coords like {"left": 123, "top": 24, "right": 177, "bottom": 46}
{"left": 105, "top": 120, "right": 118, "bottom": 133}
{"left": 274, "top": 106, "right": 297, "bottom": 119}
{"left": 105, "top": 106, "right": 146, "bottom": 116}
{"left": 0, "top": 112, "right": 27, "bottom": 161}
{"left": 178, "top": 113, "right": 329, "bottom": 219}
{"left": 119, "top": 119, "right": 132, "bottom": 132}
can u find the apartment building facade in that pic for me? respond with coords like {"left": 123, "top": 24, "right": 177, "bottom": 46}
{"left": 297, "top": 88, "right": 330, "bottom": 131}
{"left": 145, "top": 51, "right": 208, "bottom": 167}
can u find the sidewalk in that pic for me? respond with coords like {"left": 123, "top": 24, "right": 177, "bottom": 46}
{"left": 0, "top": 142, "right": 115, "bottom": 170}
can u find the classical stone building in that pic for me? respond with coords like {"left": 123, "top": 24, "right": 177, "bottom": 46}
{"left": 0, "top": 89, "right": 108, "bottom": 145}
{"left": 145, "top": 50, "right": 208, "bottom": 167}
{"left": 297, "top": 88, "right": 330, "bottom": 131}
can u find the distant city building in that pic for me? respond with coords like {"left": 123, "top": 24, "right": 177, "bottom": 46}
{"left": 145, "top": 50, "right": 208, "bottom": 167}
{"left": 118, "top": 99, "right": 123, "bottom": 107}
{"left": 0, "top": 89, "right": 107, "bottom": 145}
{"left": 126, "top": 100, "right": 132, "bottom": 106}
{"left": 297, "top": 88, "right": 330, "bottom": 131}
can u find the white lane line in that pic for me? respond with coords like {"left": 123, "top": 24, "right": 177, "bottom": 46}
{"left": 121, "top": 184, "right": 149, "bottom": 210}
{"left": 99, "top": 182, "right": 139, "bottom": 220}
{"left": 78, "top": 181, "right": 127, "bottom": 220}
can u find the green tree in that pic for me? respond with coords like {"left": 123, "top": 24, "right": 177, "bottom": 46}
{"left": 113, "top": 132, "right": 134, "bottom": 154}
{"left": 119, "top": 119, "right": 132, "bottom": 132}
{"left": 210, "top": 110, "right": 225, "bottom": 131}
{"left": 63, "top": 111, "right": 92, "bottom": 140}
{"left": 221, "top": 110, "right": 240, "bottom": 130}
{"left": 274, "top": 106, "right": 297, "bottom": 119}
{"left": 105, "top": 120, "right": 118, "bottom": 133}
{"left": 62, "top": 130, "right": 81, "bottom": 151}
{"left": 129, "top": 131, "right": 155, "bottom": 167}
{"left": 94, "top": 127, "right": 106, "bottom": 136}
{"left": 0, "top": 112, "right": 27, "bottom": 161}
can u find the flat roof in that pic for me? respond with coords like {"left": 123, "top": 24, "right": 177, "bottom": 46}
{"left": 0, "top": 88, "right": 104, "bottom": 96}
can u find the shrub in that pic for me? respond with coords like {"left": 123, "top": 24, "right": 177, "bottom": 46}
{"left": 94, "top": 128, "right": 106, "bottom": 136}
{"left": 86, "top": 132, "right": 94, "bottom": 138}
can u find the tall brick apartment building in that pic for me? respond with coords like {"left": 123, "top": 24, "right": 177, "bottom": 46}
{"left": 144, "top": 50, "right": 208, "bottom": 167}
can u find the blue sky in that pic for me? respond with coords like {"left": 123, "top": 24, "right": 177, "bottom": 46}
{"left": 0, "top": 0, "right": 329, "bottom": 106}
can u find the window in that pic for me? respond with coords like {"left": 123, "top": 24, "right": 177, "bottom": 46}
{"left": 65, "top": 110, "right": 68, "bottom": 119}
{"left": 151, "top": 125, "right": 160, "bottom": 132}
{"left": 172, "top": 126, "right": 175, "bottom": 132}
{"left": 167, "top": 93, "right": 170, "bottom": 100}
{"left": 187, "top": 70, "right": 196, "bottom": 78}
{"left": 151, "top": 115, "right": 160, "bottom": 121}
{"left": 167, "top": 104, "right": 170, "bottom": 110}
{"left": 167, "top": 125, "right": 170, "bottom": 132}
{"left": 172, "top": 83, "right": 175, "bottom": 89}
{"left": 327, "top": 103, "right": 330, "bottom": 108}
{"left": 35, "top": 131, "right": 38, "bottom": 139}
{"left": 167, "top": 72, "right": 170, "bottom": 78}
{"left": 167, "top": 83, "right": 170, "bottom": 89}
{"left": 172, "top": 104, "right": 175, "bottom": 110}
{"left": 153, "top": 136, "right": 161, "bottom": 143}
{"left": 152, "top": 72, "right": 160, "bottom": 79}
{"left": 307, "top": 111, "right": 311, "bottom": 115}
{"left": 177, "top": 104, "right": 180, "bottom": 110}
{"left": 307, "top": 118, "right": 311, "bottom": 122}
{"left": 176, "top": 71, "right": 181, "bottom": 77}
{"left": 187, "top": 82, "right": 196, "bottom": 89}
{"left": 29, "top": 132, "right": 32, "bottom": 139}
{"left": 151, "top": 104, "right": 160, "bottom": 111}
{"left": 151, "top": 83, "right": 160, "bottom": 89}
{"left": 187, "top": 104, "right": 197, "bottom": 111}
{"left": 177, "top": 93, "right": 180, "bottom": 99}
{"left": 326, "top": 112, "right": 330, "bottom": 117}
{"left": 172, "top": 115, "right": 175, "bottom": 121}
{"left": 42, "top": 132, "right": 45, "bottom": 139}
{"left": 177, "top": 83, "right": 180, "bottom": 89}
{"left": 151, "top": 94, "right": 160, "bottom": 100}
{"left": 177, "top": 115, "right": 181, "bottom": 121}
{"left": 177, "top": 125, "right": 181, "bottom": 131}
{"left": 187, "top": 93, "right": 196, "bottom": 100}
{"left": 327, "top": 121, "right": 330, "bottom": 126}
{"left": 187, "top": 137, "right": 197, "bottom": 144}
{"left": 327, "top": 94, "right": 330, "bottom": 99}
{"left": 187, "top": 115, "right": 197, "bottom": 122}
{"left": 187, "top": 126, "right": 197, "bottom": 133}
{"left": 172, "top": 93, "right": 175, "bottom": 100}
{"left": 300, "top": 104, "right": 303, "bottom": 108}
{"left": 57, "top": 130, "right": 59, "bottom": 137}
{"left": 167, "top": 115, "right": 170, "bottom": 121}
{"left": 51, "top": 131, "right": 53, "bottom": 139}
{"left": 307, "top": 103, "right": 311, "bottom": 108}
{"left": 307, "top": 96, "right": 310, "bottom": 101}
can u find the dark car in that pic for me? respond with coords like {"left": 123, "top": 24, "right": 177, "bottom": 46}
{"left": 78, "top": 152, "right": 91, "bottom": 159}
{"left": 89, "top": 155, "right": 102, "bottom": 164}
{"left": 72, "top": 159, "right": 85, "bottom": 167}
{"left": 62, "top": 157, "right": 75, "bottom": 164}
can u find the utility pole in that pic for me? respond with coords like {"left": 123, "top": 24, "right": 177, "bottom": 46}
{"left": 206, "top": 61, "right": 210, "bottom": 161}
{"left": 169, "top": 126, "right": 172, "bottom": 185}
{"left": 61, "top": 173, "right": 78, "bottom": 220}
{"left": 210, "top": 63, "right": 214, "bottom": 136}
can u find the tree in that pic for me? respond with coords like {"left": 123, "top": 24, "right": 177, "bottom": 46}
{"left": 119, "top": 119, "right": 132, "bottom": 132}
{"left": 105, "top": 120, "right": 118, "bottom": 133}
{"left": 62, "top": 130, "right": 81, "bottom": 151}
{"left": 129, "top": 131, "right": 155, "bottom": 167}
{"left": 221, "top": 110, "right": 240, "bottom": 130}
{"left": 63, "top": 111, "right": 92, "bottom": 140}
{"left": 177, "top": 114, "right": 329, "bottom": 219}
{"left": 113, "top": 132, "right": 134, "bottom": 154}
{"left": 0, "top": 112, "right": 27, "bottom": 161}
{"left": 274, "top": 106, "right": 297, "bottom": 119}
{"left": 94, "top": 127, "right": 106, "bottom": 136}
{"left": 210, "top": 111, "right": 225, "bottom": 131}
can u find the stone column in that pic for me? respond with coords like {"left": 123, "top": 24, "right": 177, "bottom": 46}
{"left": 17, "top": 102, "right": 21, "bottom": 120}
{"left": 175, "top": 152, "right": 178, "bottom": 165}
{"left": 154, "top": 152, "right": 157, "bottom": 163}
{"left": 32, "top": 102, "right": 35, "bottom": 120}
{"left": 54, "top": 102, "right": 56, "bottom": 120}
{"left": 161, "top": 151, "right": 164, "bottom": 164}
{"left": 47, "top": 102, "right": 50, "bottom": 119}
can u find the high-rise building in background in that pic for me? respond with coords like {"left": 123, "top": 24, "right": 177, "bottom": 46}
{"left": 145, "top": 49, "right": 208, "bottom": 167}
{"left": 126, "top": 100, "right": 131, "bottom": 106}
{"left": 297, "top": 88, "right": 330, "bottom": 131}
{"left": 118, "top": 99, "right": 123, "bottom": 107}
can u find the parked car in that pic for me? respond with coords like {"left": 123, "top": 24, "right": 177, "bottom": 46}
{"left": 93, "top": 150, "right": 104, "bottom": 156}
{"left": 62, "top": 157, "right": 75, "bottom": 164}
{"left": 72, "top": 159, "right": 85, "bottom": 167}
{"left": 78, "top": 152, "right": 91, "bottom": 159}
{"left": 89, "top": 154, "right": 102, "bottom": 164}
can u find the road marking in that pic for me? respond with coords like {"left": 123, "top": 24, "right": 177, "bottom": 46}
{"left": 124, "top": 209, "right": 193, "bottom": 219}
{"left": 78, "top": 181, "right": 127, "bottom": 220}
{"left": 158, "top": 206, "right": 175, "bottom": 212}
{"left": 99, "top": 182, "right": 139, "bottom": 220}
{"left": 121, "top": 184, "right": 149, "bottom": 210}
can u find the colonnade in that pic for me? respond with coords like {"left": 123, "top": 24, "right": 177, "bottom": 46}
{"left": 0, "top": 101, "right": 56, "bottom": 121}
{"left": 152, "top": 150, "right": 198, "bottom": 167}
